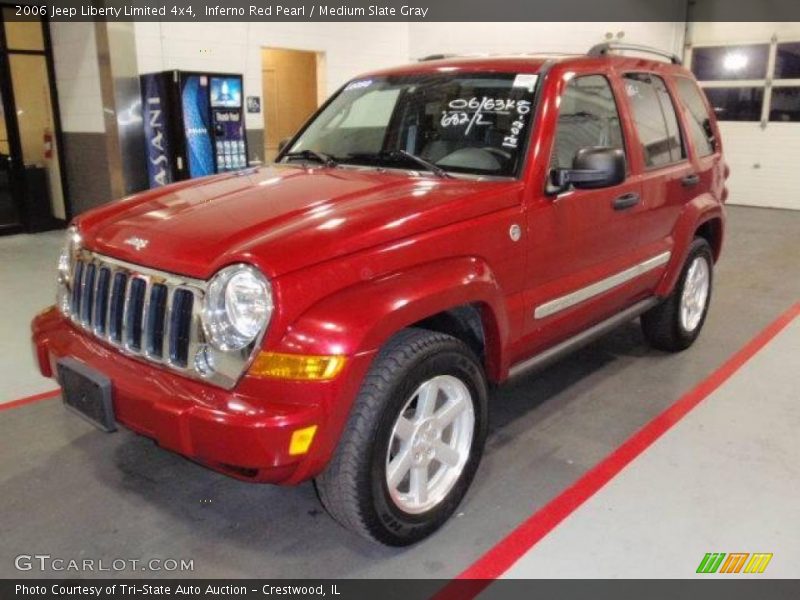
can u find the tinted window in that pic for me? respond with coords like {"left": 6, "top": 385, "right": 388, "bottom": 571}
{"left": 551, "top": 75, "right": 624, "bottom": 169}
{"left": 775, "top": 42, "right": 800, "bottom": 79}
{"left": 704, "top": 87, "right": 764, "bottom": 121}
{"left": 623, "top": 73, "right": 685, "bottom": 168}
{"left": 769, "top": 87, "right": 800, "bottom": 122}
{"left": 691, "top": 45, "right": 769, "bottom": 81}
{"left": 675, "top": 78, "right": 716, "bottom": 156}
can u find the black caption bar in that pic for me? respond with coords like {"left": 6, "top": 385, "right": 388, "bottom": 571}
{"left": 4, "top": 580, "right": 800, "bottom": 600}
{"left": 5, "top": 0, "right": 800, "bottom": 22}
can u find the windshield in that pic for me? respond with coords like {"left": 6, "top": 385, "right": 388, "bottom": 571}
{"left": 284, "top": 72, "right": 539, "bottom": 177}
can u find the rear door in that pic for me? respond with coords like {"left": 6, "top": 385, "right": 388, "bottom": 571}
{"left": 672, "top": 74, "right": 725, "bottom": 203}
{"left": 621, "top": 72, "right": 698, "bottom": 264}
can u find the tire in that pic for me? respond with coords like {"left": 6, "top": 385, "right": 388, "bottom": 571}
{"left": 641, "top": 237, "right": 714, "bottom": 352}
{"left": 315, "top": 328, "right": 488, "bottom": 546}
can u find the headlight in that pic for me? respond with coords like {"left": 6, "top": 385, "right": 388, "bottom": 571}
{"left": 57, "top": 225, "right": 81, "bottom": 314}
{"left": 202, "top": 264, "right": 273, "bottom": 352}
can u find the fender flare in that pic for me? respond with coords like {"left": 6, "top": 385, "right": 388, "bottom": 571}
{"left": 656, "top": 194, "right": 725, "bottom": 297}
{"left": 274, "top": 256, "right": 509, "bottom": 377}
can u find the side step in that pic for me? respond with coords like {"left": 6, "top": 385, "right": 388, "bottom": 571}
{"left": 507, "top": 297, "right": 660, "bottom": 381}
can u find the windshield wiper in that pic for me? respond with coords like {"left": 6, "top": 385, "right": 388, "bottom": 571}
{"left": 346, "top": 150, "right": 451, "bottom": 179}
{"left": 283, "top": 149, "right": 338, "bottom": 167}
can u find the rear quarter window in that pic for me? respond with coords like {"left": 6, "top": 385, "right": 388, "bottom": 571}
{"left": 674, "top": 77, "right": 717, "bottom": 157}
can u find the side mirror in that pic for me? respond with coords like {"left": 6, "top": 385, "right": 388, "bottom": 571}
{"left": 549, "top": 147, "right": 625, "bottom": 192}
{"left": 277, "top": 138, "right": 290, "bottom": 153}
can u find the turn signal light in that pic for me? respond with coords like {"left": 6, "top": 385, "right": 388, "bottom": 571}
{"left": 249, "top": 352, "right": 346, "bottom": 380}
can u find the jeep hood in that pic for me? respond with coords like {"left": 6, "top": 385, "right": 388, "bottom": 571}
{"left": 78, "top": 165, "right": 520, "bottom": 279}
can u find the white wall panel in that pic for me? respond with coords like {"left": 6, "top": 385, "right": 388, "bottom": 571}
{"left": 408, "top": 22, "right": 685, "bottom": 59}
{"left": 133, "top": 21, "right": 411, "bottom": 131}
{"left": 717, "top": 122, "right": 800, "bottom": 210}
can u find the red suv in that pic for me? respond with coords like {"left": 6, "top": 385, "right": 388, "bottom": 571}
{"left": 32, "top": 43, "right": 726, "bottom": 545}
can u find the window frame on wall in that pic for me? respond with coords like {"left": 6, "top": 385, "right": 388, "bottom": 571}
{"left": 687, "top": 36, "right": 800, "bottom": 126}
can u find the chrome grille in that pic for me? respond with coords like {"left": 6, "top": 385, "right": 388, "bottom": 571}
{"left": 65, "top": 250, "right": 205, "bottom": 372}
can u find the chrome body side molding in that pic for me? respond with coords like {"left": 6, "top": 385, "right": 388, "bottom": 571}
{"left": 534, "top": 251, "right": 671, "bottom": 320}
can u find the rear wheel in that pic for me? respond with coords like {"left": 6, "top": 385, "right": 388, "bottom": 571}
{"left": 315, "top": 328, "right": 488, "bottom": 545}
{"left": 641, "top": 237, "right": 714, "bottom": 352}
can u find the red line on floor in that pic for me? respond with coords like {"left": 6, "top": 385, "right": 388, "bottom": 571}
{"left": 435, "top": 300, "right": 800, "bottom": 597}
{"left": 0, "top": 389, "right": 60, "bottom": 412}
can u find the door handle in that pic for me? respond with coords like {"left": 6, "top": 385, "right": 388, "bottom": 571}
{"left": 612, "top": 192, "right": 641, "bottom": 211}
{"left": 682, "top": 173, "right": 701, "bottom": 187}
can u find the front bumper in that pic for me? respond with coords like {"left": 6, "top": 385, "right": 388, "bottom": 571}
{"left": 32, "top": 307, "right": 374, "bottom": 484}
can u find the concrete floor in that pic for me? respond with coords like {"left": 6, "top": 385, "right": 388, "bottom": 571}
{"left": 0, "top": 206, "right": 798, "bottom": 579}
{"left": 499, "top": 318, "right": 800, "bottom": 579}
{"left": 0, "top": 230, "right": 63, "bottom": 401}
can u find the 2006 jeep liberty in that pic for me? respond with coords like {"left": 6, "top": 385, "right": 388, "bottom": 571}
{"left": 32, "top": 43, "right": 727, "bottom": 545}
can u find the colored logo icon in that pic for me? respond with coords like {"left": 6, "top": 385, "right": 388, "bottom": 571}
{"left": 697, "top": 552, "right": 773, "bottom": 574}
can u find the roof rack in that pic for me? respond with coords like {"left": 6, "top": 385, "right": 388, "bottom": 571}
{"left": 418, "top": 53, "right": 458, "bottom": 62}
{"left": 587, "top": 42, "right": 682, "bottom": 65}
{"left": 417, "top": 52, "right": 580, "bottom": 63}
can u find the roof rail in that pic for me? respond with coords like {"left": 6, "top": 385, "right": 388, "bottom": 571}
{"left": 587, "top": 42, "right": 682, "bottom": 65}
{"left": 418, "top": 53, "right": 458, "bottom": 62}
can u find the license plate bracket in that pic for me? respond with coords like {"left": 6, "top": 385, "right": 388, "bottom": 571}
{"left": 57, "top": 357, "right": 116, "bottom": 432}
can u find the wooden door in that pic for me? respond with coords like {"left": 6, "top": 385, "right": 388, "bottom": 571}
{"left": 262, "top": 48, "right": 319, "bottom": 162}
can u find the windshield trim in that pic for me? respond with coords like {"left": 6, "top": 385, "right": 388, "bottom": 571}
{"left": 275, "top": 68, "right": 546, "bottom": 181}
{"left": 279, "top": 161, "right": 518, "bottom": 182}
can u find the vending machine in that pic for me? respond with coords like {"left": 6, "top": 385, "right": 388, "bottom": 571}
{"left": 140, "top": 70, "right": 249, "bottom": 188}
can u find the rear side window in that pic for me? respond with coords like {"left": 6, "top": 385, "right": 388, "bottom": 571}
{"left": 623, "top": 73, "right": 686, "bottom": 168}
{"left": 674, "top": 77, "right": 716, "bottom": 157}
{"left": 551, "top": 75, "right": 624, "bottom": 169}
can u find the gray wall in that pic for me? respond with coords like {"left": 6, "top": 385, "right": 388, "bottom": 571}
{"left": 61, "top": 132, "right": 112, "bottom": 215}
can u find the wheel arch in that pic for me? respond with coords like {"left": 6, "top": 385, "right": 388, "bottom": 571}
{"left": 656, "top": 195, "right": 724, "bottom": 297}
{"left": 272, "top": 256, "right": 509, "bottom": 382}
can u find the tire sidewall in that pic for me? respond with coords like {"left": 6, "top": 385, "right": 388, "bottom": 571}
{"left": 674, "top": 239, "right": 714, "bottom": 344}
{"left": 367, "top": 343, "right": 488, "bottom": 544}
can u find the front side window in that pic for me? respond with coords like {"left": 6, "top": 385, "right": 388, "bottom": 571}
{"left": 286, "top": 72, "right": 539, "bottom": 177}
{"left": 675, "top": 77, "right": 716, "bottom": 156}
{"left": 551, "top": 74, "right": 624, "bottom": 170}
{"left": 623, "top": 73, "right": 685, "bottom": 168}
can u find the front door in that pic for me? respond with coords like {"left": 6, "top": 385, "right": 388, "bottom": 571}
{"left": 519, "top": 72, "right": 651, "bottom": 357}
{"left": 0, "top": 7, "right": 67, "bottom": 235}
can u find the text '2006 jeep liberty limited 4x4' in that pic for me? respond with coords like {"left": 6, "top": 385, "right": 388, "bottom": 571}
{"left": 32, "top": 43, "right": 726, "bottom": 545}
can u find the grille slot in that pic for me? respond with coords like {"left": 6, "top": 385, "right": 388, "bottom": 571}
{"left": 125, "top": 278, "right": 147, "bottom": 351}
{"left": 169, "top": 289, "right": 194, "bottom": 367}
{"left": 66, "top": 253, "right": 201, "bottom": 375}
{"left": 109, "top": 272, "right": 128, "bottom": 343}
{"left": 93, "top": 267, "right": 111, "bottom": 334}
{"left": 71, "top": 260, "right": 84, "bottom": 316}
{"left": 146, "top": 284, "right": 168, "bottom": 358}
{"left": 80, "top": 263, "right": 96, "bottom": 324}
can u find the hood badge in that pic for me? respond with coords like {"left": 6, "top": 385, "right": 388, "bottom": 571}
{"left": 123, "top": 236, "right": 149, "bottom": 251}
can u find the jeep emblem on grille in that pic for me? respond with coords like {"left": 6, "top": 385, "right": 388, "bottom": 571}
{"left": 123, "top": 236, "right": 149, "bottom": 251}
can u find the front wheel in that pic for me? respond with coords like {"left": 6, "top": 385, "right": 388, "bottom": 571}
{"left": 315, "top": 328, "right": 488, "bottom": 545}
{"left": 641, "top": 237, "right": 714, "bottom": 352}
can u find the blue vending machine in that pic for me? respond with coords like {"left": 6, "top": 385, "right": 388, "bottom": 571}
{"left": 141, "top": 70, "right": 249, "bottom": 188}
